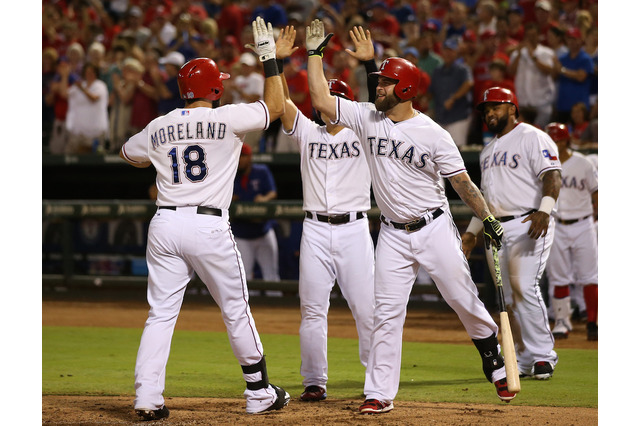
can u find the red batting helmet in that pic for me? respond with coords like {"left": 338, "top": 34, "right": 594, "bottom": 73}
{"left": 178, "top": 57, "right": 230, "bottom": 102}
{"left": 475, "top": 86, "right": 519, "bottom": 117}
{"left": 328, "top": 79, "right": 355, "bottom": 101}
{"left": 545, "top": 122, "right": 570, "bottom": 142}
{"left": 369, "top": 57, "right": 421, "bottom": 101}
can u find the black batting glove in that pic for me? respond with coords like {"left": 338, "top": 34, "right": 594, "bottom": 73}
{"left": 483, "top": 215, "right": 504, "bottom": 250}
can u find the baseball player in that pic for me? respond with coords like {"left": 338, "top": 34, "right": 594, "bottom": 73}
{"left": 275, "top": 25, "right": 375, "bottom": 402}
{"left": 119, "top": 18, "right": 290, "bottom": 420}
{"left": 463, "top": 87, "right": 562, "bottom": 380}
{"left": 232, "top": 143, "right": 280, "bottom": 284}
{"left": 544, "top": 122, "right": 598, "bottom": 341}
{"left": 305, "top": 20, "right": 515, "bottom": 414}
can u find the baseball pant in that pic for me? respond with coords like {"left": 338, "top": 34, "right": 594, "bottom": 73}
{"left": 298, "top": 215, "right": 375, "bottom": 389}
{"left": 235, "top": 229, "right": 280, "bottom": 281}
{"left": 364, "top": 210, "right": 499, "bottom": 403}
{"left": 485, "top": 217, "right": 558, "bottom": 373}
{"left": 134, "top": 207, "right": 264, "bottom": 410}
{"left": 546, "top": 218, "right": 598, "bottom": 287}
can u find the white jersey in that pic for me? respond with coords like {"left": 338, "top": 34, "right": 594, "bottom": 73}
{"left": 510, "top": 45, "right": 556, "bottom": 107}
{"left": 479, "top": 123, "right": 562, "bottom": 217}
{"left": 122, "top": 102, "right": 270, "bottom": 208}
{"left": 284, "top": 110, "right": 371, "bottom": 213}
{"left": 334, "top": 98, "right": 465, "bottom": 222}
{"left": 554, "top": 151, "right": 597, "bottom": 220}
{"left": 66, "top": 79, "right": 109, "bottom": 138}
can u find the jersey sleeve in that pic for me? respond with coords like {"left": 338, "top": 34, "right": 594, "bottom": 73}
{"left": 219, "top": 101, "right": 271, "bottom": 134}
{"left": 282, "top": 110, "right": 315, "bottom": 152}
{"left": 530, "top": 132, "right": 562, "bottom": 179}
{"left": 433, "top": 130, "right": 467, "bottom": 178}
{"left": 121, "top": 126, "right": 150, "bottom": 164}
{"left": 586, "top": 158, "right": 598, "bottom": 193}
{"left": 332, "top": 97, "right": 368, "bottom": 139}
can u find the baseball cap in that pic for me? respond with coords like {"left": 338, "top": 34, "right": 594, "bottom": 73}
{"left": 422, "top": 18, "right": 442, "bottom": 33}
{"left": 443, "top": 37, "right": 459, "bottom": 51}
{"left": 159, "top": 51, "right": 185, "bottom": 67}
{"left": 239, "top": 52, "right": 257, "bottom": 66}
{"left": 565, "top": 27, "right": 583, "bottom": 39}
{"left": 241, "top": 144, "right": 252, "bottom": 156}
{"left": 403, "top": 47, "right": 419, "bottom": 58}
{"left": 535, "top": 0, "right": 552, "bottom": 12}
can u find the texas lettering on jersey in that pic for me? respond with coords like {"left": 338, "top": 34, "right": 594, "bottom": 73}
{"left": 367, "top": 136, "right": 431, "bottom": 169}
{"left": 562, "top": 175, "right": 589, "bottom": 191}
{"left": 150, "top": 121, "right": 228, "bottom": 150}
{"left": 481, "top": 151, "right": 521, "bottom": 172}
{"left": 307, "top": 141, "right": 361, "bottom": 159}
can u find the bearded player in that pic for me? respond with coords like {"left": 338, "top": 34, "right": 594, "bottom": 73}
{"left": 463, "top": 87, "right": 562, "bottom": 380}
{"left": 119, "top": 18, "right": 290, "bottom": 419}
{"left": 305, "top": 20, "right": 516, "bottom": 413}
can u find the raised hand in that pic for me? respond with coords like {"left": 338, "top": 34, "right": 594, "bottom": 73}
{"left": 276, "top": 25, "right": 299, "bottom": 60}
{"left": 345, "top": 26, "right": 374, "bottom": 62}
{"left": 245, "top": 16, "right": 276, "bottom": 62}
{"left": 306, "top": 19, "right": 333, "bottom": 57}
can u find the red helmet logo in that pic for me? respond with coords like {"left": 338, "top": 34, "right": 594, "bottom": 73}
{"left": 177, "top": 58, "right": 230, "bottom": 102}
{"left": 328, "top": 79, "right": 354, "bottom": 101}
{"left": 545, "top": 122, "right": 570, "bottom": 142}
{"left": 476, "top": 87, "right": 519, "bottom": 117}
{"left": 369, "top": 57, "right": 421, "bottom": 101}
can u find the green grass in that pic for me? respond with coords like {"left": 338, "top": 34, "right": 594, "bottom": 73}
{"left": 43, "top": 326, "right": 597, "bottom": 407}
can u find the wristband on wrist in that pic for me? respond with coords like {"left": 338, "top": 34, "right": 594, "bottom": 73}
{"left": 465, "top": 216, "right": 483, "bottom": 235}
{"left": 276, "top": 59, "right": 284, "bottom": 74}
{"left": 538, "top": 196, "right": 556, "bottom": 214}
{"left": 263, "top": 58, "right": 279, "bottom": 78}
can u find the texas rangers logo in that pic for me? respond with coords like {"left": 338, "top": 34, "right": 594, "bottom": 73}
{"left": 542, "top": 149, "right": 558, "bottom": 161}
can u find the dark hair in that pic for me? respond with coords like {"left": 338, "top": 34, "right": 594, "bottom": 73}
{"left": 82, "top": 62, "right": 100, "bottom": 77}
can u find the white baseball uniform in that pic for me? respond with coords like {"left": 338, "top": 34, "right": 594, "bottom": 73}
{"left": 478, "top": 122, "right": 562, "bottom": 373}
{"left": 121, "top": 102, "right": 277, "bottom": 411}
{"left": 283, "top": 109, "right": 375, "bottom": 391}
{"left": 546, "top": 151, "right": 598, "bottom": 327}
{"left": 334, "top": 98, "right": 500, "bottom": 404}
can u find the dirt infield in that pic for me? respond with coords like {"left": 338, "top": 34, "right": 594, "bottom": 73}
{"left": 42, "top": 299, "right": 597, "bottom": 424}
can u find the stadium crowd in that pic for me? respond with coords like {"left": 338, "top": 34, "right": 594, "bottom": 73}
{"left": 42, "top": 0, "right": 598, "bottom": 154}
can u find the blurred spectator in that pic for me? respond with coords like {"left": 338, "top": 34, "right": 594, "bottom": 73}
{"left": 232, "top": 144, "right": 280, "bottom": 283}
{"left": 398, "top": 14, "right": 421, "bottom": 52}
{"left": 87, "top": 42, "right": 107, "bottom": 79}
{"left": 129, "top": 50, "right": 160, "bottom": 135}
{"left": 391, "top": 0, "right": 417, "bottom": 26}
{"left": 154, "top": 51, "right": 186, "bottom": 115}
{"left": 428, "top": 37, "right": 474, "bottom": 148}
{"left": 167, "top": 13, "right": 200, "bottom": 61}
{"left": 109, "top": 57, "right": 144, "bottom": 153}
{"left": 471, "top": 29, "right": 509, "bottom": 107}
{"left": 506, "top": 4, "right": 525, "bottom": 41}
{"left": 217, "top": 35, "right": 242, "bottom": 75}
{"left": 367, "top": 1, "right": 401, "bottom": 48}
{"left": 145, "top": 6, "right": 177, "bottom": 53}
{"left": 576, "top": 9, "right": 593, "bottom": 40}
{"left": 197, "top": 18, "right": 220, "bottom": 58}
{"left": 547, "top": 24, "right": 569, "bottom": 58}
{"left": 553, "top": 27, "right": 594, "bottom": 123}
{"left": 65, "top": 63, "right": 110, "bottom": 154}
{"left": 45, "top": 59, "right": 79, "bottom": 154}
{"left": 445, "top": 2, "right": 469, "bottom": 40}
{"left": 66, "top": 42, "right": 86, "bottom": 76}
{"left": 533, "top": 0, "right": 554, "bottom": 46}
{"left": 496, "top": 16, "right": 519, "bottom": 57}
{"left": 417, "top": 24, "right": 444, "bottom": 77}
{"left": 567, "top": 102, "right": 590, "bottom": 147}
{"left": 217, "top": 0, "right": 247, "bottom": 42}
{"left": 558, "top": 0, "right": 582, "bottom": 28}
{"left": 43, "top": 47, "right": 59, "bottom": 150}
{"left": 120, "top": 6, "right": 151, "bottom": 48}
{"left": 404, "top": 47, "right": 431, "bottom": 113}
{"left": 250, "top": 0, "right": 288, "bottom": 28}
{"left": 476, "top": 0, "right": 498, "bottom": 35}
{"left": 584, "top": 27, "right": 597, "bottom": 108}
{"left": 508, "top": 23, "right": 556, "bottom": 128}
{"left": 422, "top": 19, "right": 443, "bottom": 57}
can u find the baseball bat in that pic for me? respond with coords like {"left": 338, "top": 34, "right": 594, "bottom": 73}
{"left": 491, "top": 245, "right": 521, "bottom": 393}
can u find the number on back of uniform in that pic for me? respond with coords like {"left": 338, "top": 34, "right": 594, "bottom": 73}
{"left": 168, "top": 145, "right": 208, "bottom": 183}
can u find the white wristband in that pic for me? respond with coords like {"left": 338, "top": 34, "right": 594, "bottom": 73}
{"left": 465, "top": 216, "right": 483, "bottom": 235}
{"left": 538, "top": 196, "right": 556, "bottom": 215}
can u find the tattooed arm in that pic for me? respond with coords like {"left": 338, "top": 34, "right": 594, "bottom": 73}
{"left": 448, "top": 172, "right": 492, "bottom": 220}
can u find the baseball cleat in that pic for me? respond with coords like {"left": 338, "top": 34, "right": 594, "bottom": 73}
{"left": 135, "top": 405, "right": 169, "bottom": 421}
{"left": 250, "top": 384, "right": 290, "bottom": 414}
{"left": 359, "top": 399, "right": 394, "bottom": 414}
{"left": 586, "top": 322, "right": 598, "bottom": 341}
{"left": 532, "top": 361, "right": 554, "bottom": 380}
{"left": 494, "top": 378, "right": 517, "bottom": 402}
{"left": 300, "top": 385, "right": 327, "bottom": 401}
{"left": 552, "top": 318, "right": 572, "bottom": 339}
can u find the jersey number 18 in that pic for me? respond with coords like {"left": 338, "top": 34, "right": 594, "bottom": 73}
{"left": 168, "top": 145, "right": 208, "bottom": 183}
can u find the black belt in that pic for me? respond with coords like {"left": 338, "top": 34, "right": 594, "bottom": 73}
{"left": 159, "top": 206, "right": 222, "bottom": 216}
{"left": 382, "top": 208, "right": 444, "bottom": 232}
{"left": 305, "top": 211, "right": 365, "bottom": 225}
{"left": 557, "top": 215, "right": 591, "bottom": 225}
{"left": 496, "top": 209, "right": 536, "bottom": 222}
